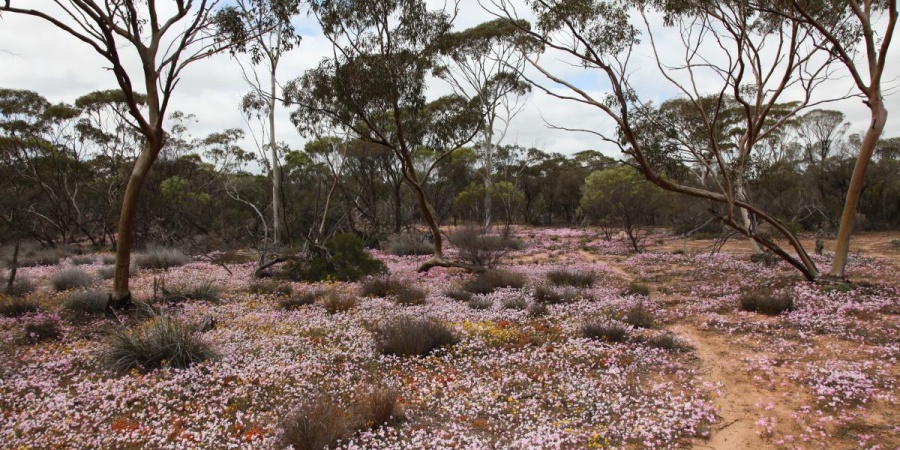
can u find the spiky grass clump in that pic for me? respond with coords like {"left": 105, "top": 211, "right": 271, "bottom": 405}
{"left": 444, "top": 288, "right": 473, "bottom": 302}
{"left": 533, "top": 285, "right": 578, "bottom": 305}
{"left": 383, "top": 233, "right": 433, "bottom": 256}
{"left": 63, "top": 290, "right": 108, "bottom": 315}
{"left": 24, "top": 316, "right": 62, "bottom": 343}
{"left": 322, "top": 292, "right": 358, "bottom": 314}
{"left": 641, "top": 333, "right": 693, "bottom": 353}
{"left": 0, "top": 296, "right": 40, "bottom": 317}
{"left": 69, "top": 255, "right": 95, "bottom": 266}
{"left": 623, "top": 302, "right": 655, "bottom": 328}
{"left": 99, "top": 314, "right": 215, "bottom": 374}
{"left": 625, "top": 281, "right": 651, "bottom": 297}
{"left": 3, "top": 276, "right": 35, "bottom": 297}
{"left": 51, "top": 268, "right": 93, "bottom": 292}
{"left": 279, "top": 290, "right": 322, "bottom": 310}
{"left": 373, "top": 316, "right": 458, "bottom": 357}
{"left": 581, "top": 319, "right": 630, "bottom": 343}
{"left": 463, "top": 270, "right": 526, "bottom": 295}
{"left": 546, "top": 269, "right": 597, "bottom": 288}
{"left": 360, "top": 276, "right": 426, "bottom": 306}
{"left": 248, "top": 280, "right": 293, "bottom": 297}
{"left": 740, "top": 291, "right": 794, "bottom": 316}
{"left": 134, "top": 247, "right": 190, "bottom": 270}
{"left": 468, "top": 297, "right": 493, "bottom": 310}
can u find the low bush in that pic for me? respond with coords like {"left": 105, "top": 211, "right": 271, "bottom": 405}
{"left": 373, "top": 316, "right": 458, "bottom": 357}
{"left": 463, "top": 270, "right": 526, "bottom": 295}
{"left": 162, "top": 281, "right": 221, "bottom": 303}
{"left": 527, "top": 302, "right": 549, "bottom": 318}
{"left": 739, "top": 291, "right": 794, "bottom": 316}
{"left": 69, "top": 255, "right": 95, "bottom": 266}
{"left": 361, "top": 276, "right": 427, "bottom": 306}
{"left": 278, "top": 395, "right": 354, "bottom": 450}
{"left": 134, "top": 247, "right": 190, "bottom": 270}
{"left": 468, "top": 297, "right": 493, "bottom": 310}
{"left": 286, "top": 233, "right": 386, "bottom": 282}
{"left": 97, "top": 266, "right": 116, "bottom": 280}
{"left": 642, "top": 333, "right": 692, "bottom": 352}
{"left": 99, "top": 313, "right": 215, "bottom": 374}
{"left": 278, "top": 386, "right": 401, "bottom": 450}
{"left": 322, "top": 292, "right": 358, "bottom": 314}
{"left": 15, "top": 246, "right": 70, "bottom": 267}
{"left": 279, "top": 290, "right": 322, "bottom": 310}
{"left": 100, "top": 254, "right": 117, "bottom": 265}
{"left": 502, "top": 296, "right": 528, "bottom": 310}
{"left": 63, "top": 290, "right": 108, "bottom": 315}
{"left": 581, "top": 319, "right": 629, "bottom": 343}
{"left": 533, "top": 285, "right": 578, "bottom": 305}
{"left": 451, "top": 227, "right": 522, "bottom": 268}
{"left": 384, "top": 233, "right": 433, "bottom": 256}
{"left": 546, "top": 269, "right": 597, "bottom": 288}
{"left": 23, "top": 317, "right": 62, "bottom": 343}
{"left": 51, "top": 268, "right": 93, "bottom": 291}
{"left": 4, "top": 277, "right": 35, "bottom": 297}
{"left": 623, "top": 302, "right": 654, "bottom": 328}
{"left": 444, "top": 288, "right": 472, "bottom": 302}
{"left": 248, "top": 280, "right": 292, "bottom": 297}
{"left": 0, "top": 296, "right": 40, "bottom": 317}
{"left": 625, "top": 281, "right": 651, "bottom": 297}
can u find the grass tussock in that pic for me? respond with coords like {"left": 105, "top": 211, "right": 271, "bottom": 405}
{"left": 623, "top": 302, "right": 655, "bottom": 328}
{"left": 581, "top": 319, "right": 629, "bottom": 343}
{"left": 546, "top": 269, "right": 597, "bottom": 288}
{"left": 134, "top": 247, "right": 190, "bottom": 270}
{"left": 467, "top": 297, "right": 493, "bottom": 310}
{"left": 99, "top": 313, "right": 215, "bottom": 374}
{"left": 444, "top": 288, "right": 472, "bottom": 302}
{"left": 625, "top": 281, "right": 651, "bottom": 297}
{"left": 63, "top": 290, "right": 108, "bottom": 315}
{"left": 51, "top": 268, "right": 93, "bottom": 292}
{"left": 533, "top": 285, "right": 578, "bottom": 305}
{"left": 740, "top": 291, "right": 794, "bottom": 316}
{"left": 248, "top": 280, "right": 293, "bottom": 297}
{"left": 463, "top": 270, "right": 526, "bottom": 295}
{"left": 451, "top": 227, "right": 522, "bottom": 268}
{"left": 360, "top": 276, "right": 427, "bottom": 305}
{"left": 322, "top": 292, "right": 358, "bottom": 314}
{"left": 69, "top": 255, "right": 95, "bottom": 266}
{"left": 4, "top": 277, "right": 36, "bottom": 297}
{"left": 641, "top": 333, "right": 693, "bottom": 353}
{"left": 279, "top": 290, "right": 322, "bottom": 310}
{"left": 23, "top": 317, "right": 62, "bottom": 343}
{"left": 527, "top": 302, "right": 549, "bottom": 318}
{"left": 0, "top": 296, "right": 40, "bottom": 317}
{"left": 384, "top": 233, "right": 433, "bottom": 256}
{"left": 502, "top": 296, "right": 528, "bottom": 310}
{"left": 373, "top": 316, "right": 458, "bottom": 357}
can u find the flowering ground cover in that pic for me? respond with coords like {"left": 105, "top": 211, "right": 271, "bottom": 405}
{"left": 0, "top": 229, "right": 897, "bottom": 449}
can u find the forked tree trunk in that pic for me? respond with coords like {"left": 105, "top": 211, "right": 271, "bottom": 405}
{"left": 830, "top": 95, "right": 887, "bottom": 278}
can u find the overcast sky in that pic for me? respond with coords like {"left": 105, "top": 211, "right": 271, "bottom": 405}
{"left": 1, "top": 1, "right": 898, "bottom": 165}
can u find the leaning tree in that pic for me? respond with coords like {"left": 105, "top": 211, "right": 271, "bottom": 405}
{"left": 0, "top": 0, "right": 271, "bottom": 306}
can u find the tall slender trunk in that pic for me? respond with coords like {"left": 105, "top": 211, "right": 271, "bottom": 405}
{"left": 270, "top": 67, "right": 286, "bottom": 246}
{"left": 393, "top": 181, "right": 402, "bottom": 233}
{"left": 112, "top": 138, "right": 161, "bottom": 306}
{"left": 483, "top": 129, "right": 493, "bottom": 229}
{"left": 830, "top": 94, "right": 887, "bottom": 278}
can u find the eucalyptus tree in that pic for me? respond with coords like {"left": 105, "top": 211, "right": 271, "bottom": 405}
{"left": 222, "top": 0, "right": 304, "bottom": 246}
{"left": 489, "top": 0, "right": 850, "bottom": 280}
{"left": 285, "top": 0, "right": 481, "bottom": 271}
{"left": 749, "top": 0, "right": 898, "bottom": 278}
{"left": 435, "top": 18, "right": 534, "bottom": 227}
{"left": 0, "top": 0, "right": 273, "bottom": 307}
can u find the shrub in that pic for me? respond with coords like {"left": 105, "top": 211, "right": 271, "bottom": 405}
{"left": 468, "top": 297, "right": 493, "bottom": 310}
{"left": 527, "top": 302, "right": 549, "bottom": 318}
{"left": 70, "top": 255, "right": 95, "bottom": 266}
{"left": 361, "top": 276, "right": 427, "bottom": 306}
{"left": 248, "top": 280, "right": 292, "bottom": 297}
{"left": 97, "top": 266, "right": 116, "bottom": 280}
{"left": 463, "top": 270, "right": 526, "bottom": 295}
{"left": 279, "top": 291, "right": 322, "bottom": 310}
{"left": 533, "top": 285, "right": 578, "bottom": 305}
{"left": 625, "top": 281, "right": 651, "bottom": 297}
{"left": 51, "top": 268, "right": 93, "bottom": 291}
{"left": 502, "top": 296, "right": 528, "bottom": 310}
{"left": 4, "top": 277, "right": 35, "bottom": 297}
{"left": 581, "top": 319, "right": 629, "bottom": 343}
{"left": 99, "top": 313, "right": 215, "bottom": 374}
{"left": 322, "top": 292, "right": 358, "bottom": 314}
{"left": 100, "top": 254, "right": 117, "bottom": 265}
{"left": 642, "top": 333, "right": 692, "bottom": 352}
{"left": 444, "top": 288, "right": 472, "bottom": 302}
{"left": 0, "top": 296, "right": 40, "bottom": 317}
{"left": 623, "top": 302, "right": 654, "bottom": 328}
{"left": 15, "top": 246, "right": 69, "bottom": 267}
{"left": 134, "top": 247, "right": 190, "bottom": 270}
{"left": 384, "top": 233, "right": 433, "bottom": 256}
{"left": 546, "top": 269, "right": 597, "bottom": 288}
{"left": 162, "top": 280, "right": 221, "bottom": 303}
{"left": 289, "top": 233, "right": 386, "bottom": 282}
{"left": 740, "top": 291, "right": 794, "bottom": 316}
{"left": 278, "top": 387, "right": 401, "bottom": 450}
{"left": 63, "top": 290, "right": 108, "bottom": 315}
{"left": 23, "top": 317, "right": 62, "bottom": 343}
{"left": 373, "top": 316, "right": 458, "bottom": 357}
{"left": 278, "top": 395, "right": 354, "bottom": 450}
{"left": 393, "top": 285, "right": 426, "bottom": 306}
{"left": 451, "top": 227, "right": 522, "bottom": 268}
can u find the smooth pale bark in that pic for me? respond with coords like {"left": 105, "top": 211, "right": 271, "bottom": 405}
{"left": 483, "top": 129, "right": 494, "bottom": 228}
{"left": 830, "top": 95, "right": 887, "bottom": 278}
{"left": 269, "top": 68, "right": 286, "bottom": 245}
